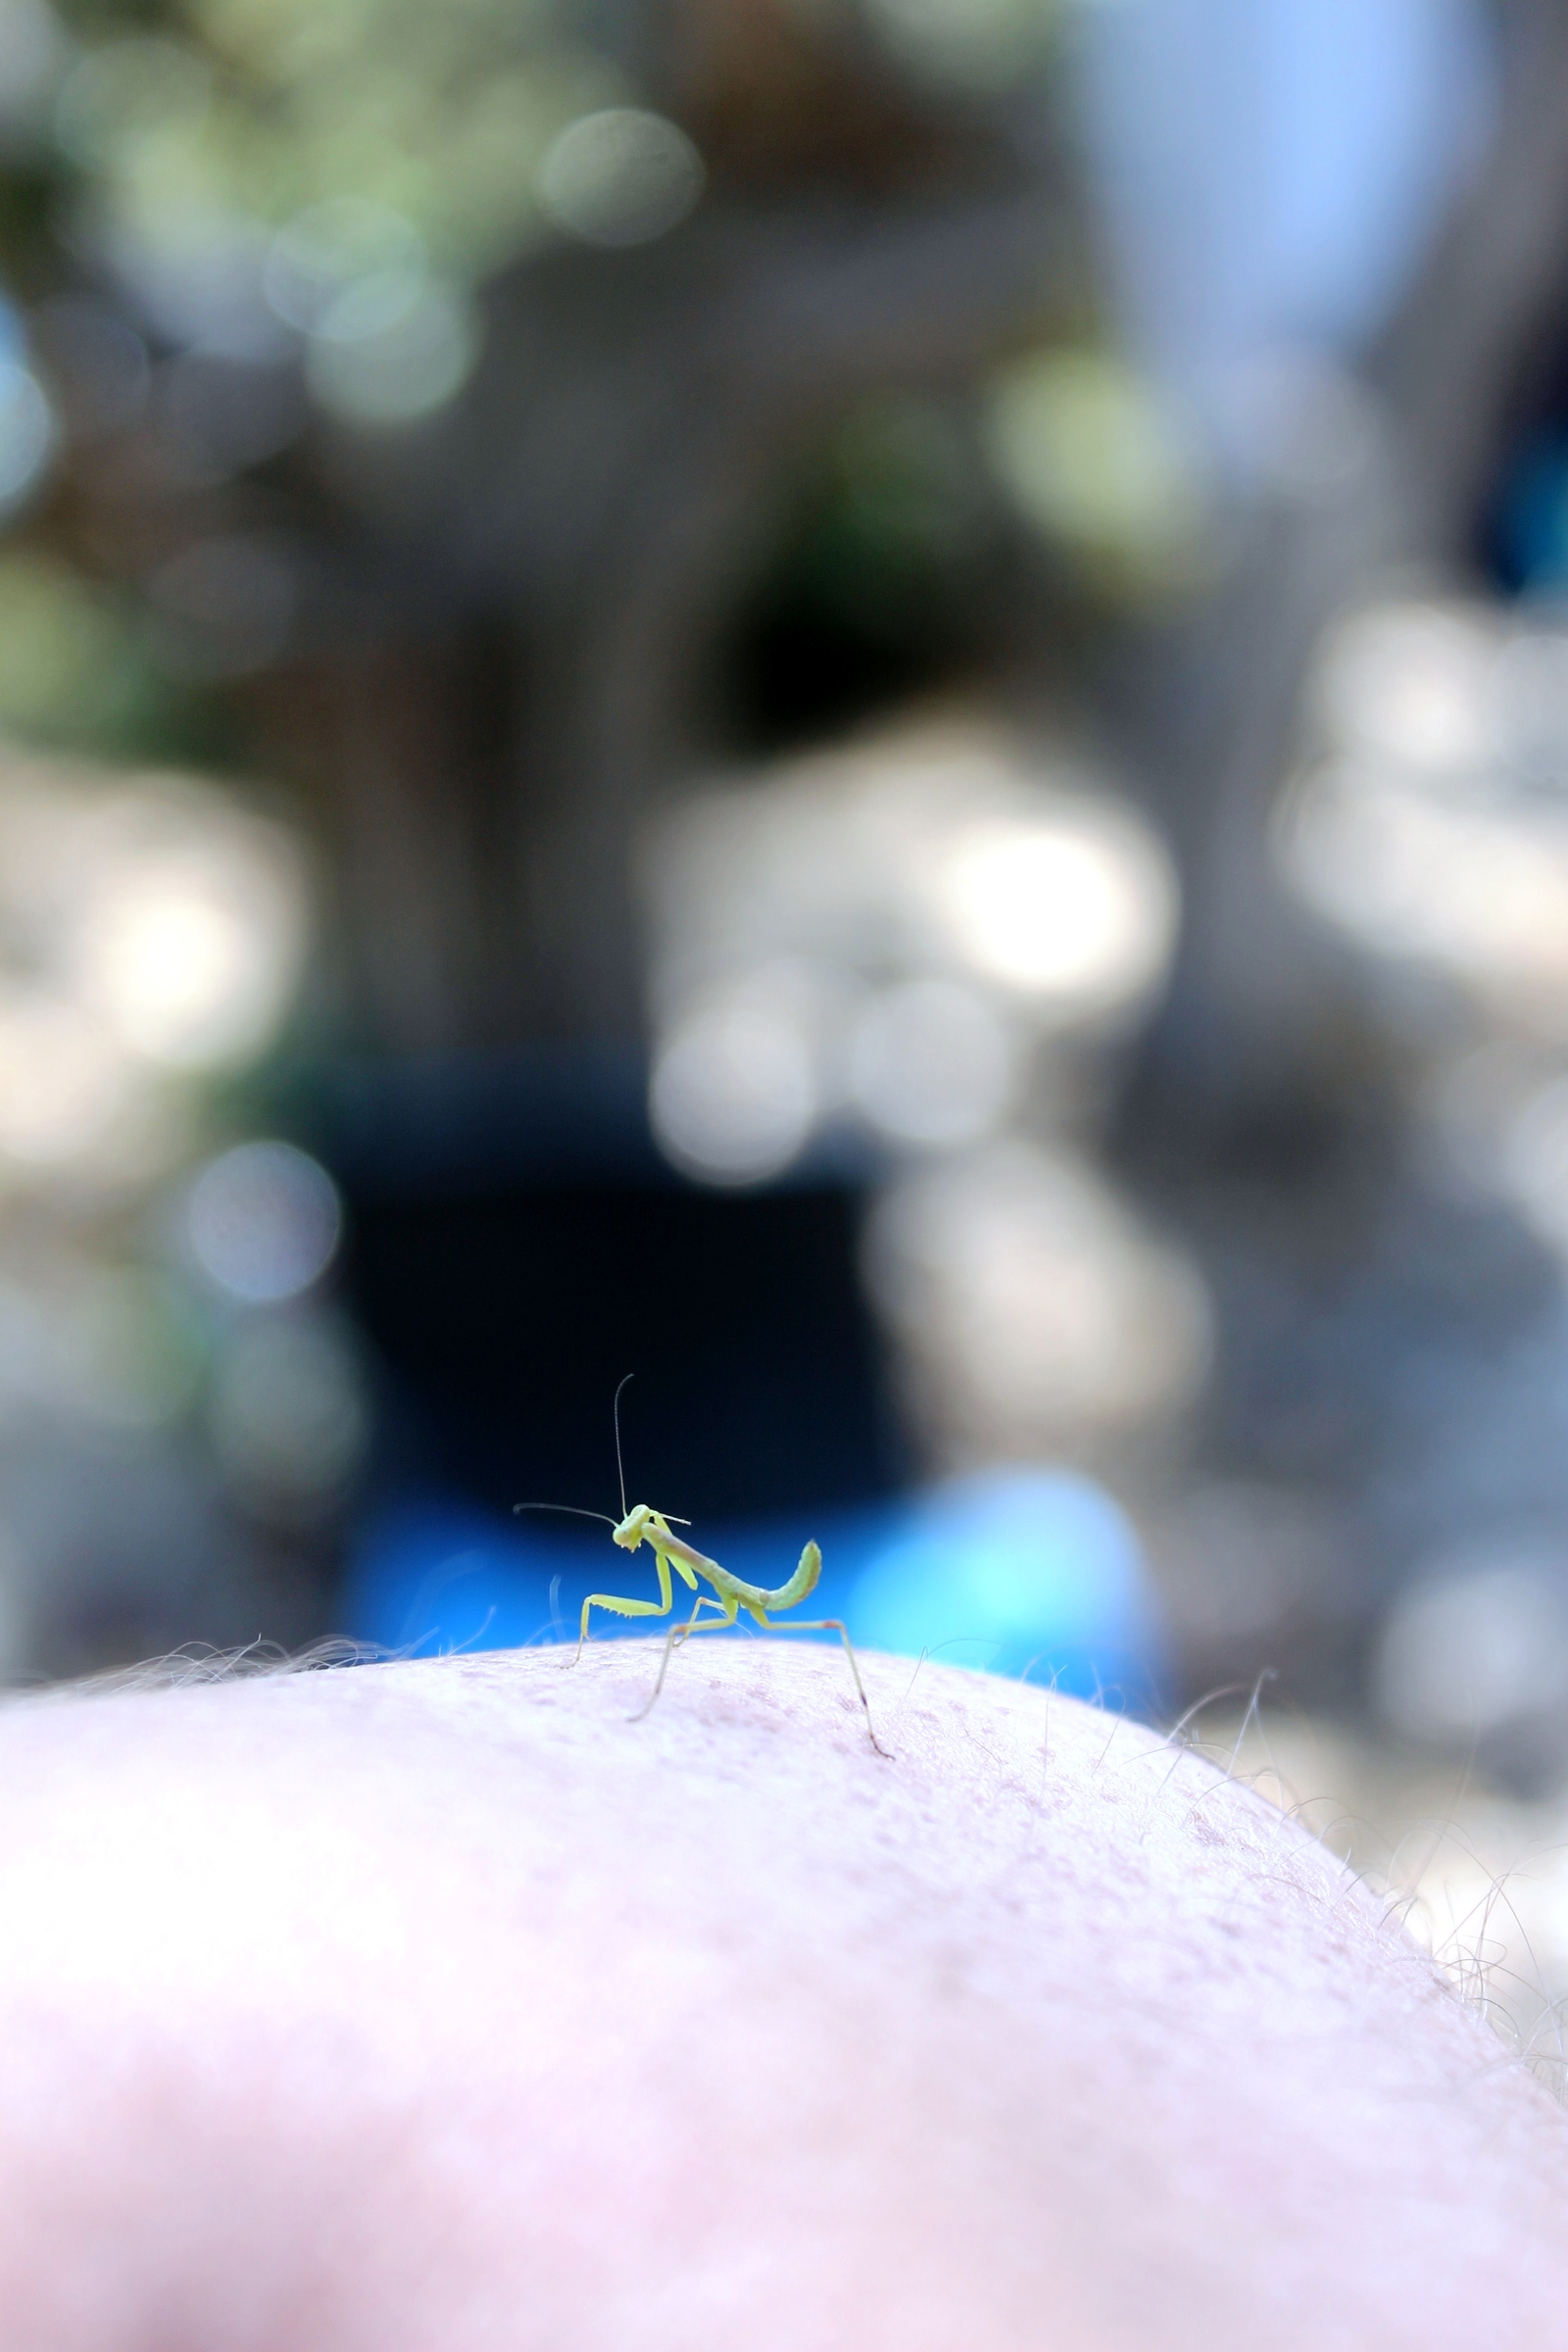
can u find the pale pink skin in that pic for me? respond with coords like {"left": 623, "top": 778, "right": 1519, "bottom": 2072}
{"left": 0, "top": 1641, "right": 1563, "bottom": 2350}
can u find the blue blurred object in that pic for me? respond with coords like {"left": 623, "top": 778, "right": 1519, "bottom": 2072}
{"left": 844, "top": 1469, "right": 1161, "bottom": 1705}
{"left": 342, "top": 1500, "right": 587, "bottom": 1656}
{"left": 1495, "top": 438, "right": 1568, "bottom": 594}
{"left": 1074, "top": 0, "right": 1493, "bottom": 419}
{"left": 344, "top": 1466, "right": 1166, "bottom": 1714}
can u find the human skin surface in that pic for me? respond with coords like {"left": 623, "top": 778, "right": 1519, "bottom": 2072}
{"left": 0, "top": 1642, "right": 1563, "bottom": 2350}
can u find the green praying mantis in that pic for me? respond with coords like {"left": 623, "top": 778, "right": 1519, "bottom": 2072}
{"left": 514, "top": 1378, "right": 890, "bottom": 1756}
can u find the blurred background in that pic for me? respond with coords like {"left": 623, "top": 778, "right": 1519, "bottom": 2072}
{"left": 5, "top": 0, "right": 1568, "bottom": 2059}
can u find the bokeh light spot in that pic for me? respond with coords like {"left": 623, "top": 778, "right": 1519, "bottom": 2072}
{"left": 0, "top": 996, "right": 130, "bottom": 1167}
{"left": 650, "top": 976, "right": 818, "bottom": 1186}
{"left": 1312, "top": 601, "right": 1496, "bottom": 772}
{"left": 187, "top": 1141, "right": 343, "bottom": 1304}
{"left": 934, "top": 811, "right": 1177, "bottom": 1012}
{"left": 540, "top": 109, "right": 704, "bottom": 249}
{"left": 74, "top": 819, "right": 307, "bottom": 1072}
{"left": 864, "top": 1144, "right": 1212, "bottom": 1444}
{"left": 1375, "top": 1552, "right": 1568, "bottom": 1747}
{"left": 306, "top": 272, "right": 480, "bottom": 428}
{"left": 264, "top": 199, "right": 425, "bottom": 336}
{"left": 847, "top": 979, "right": 1012, "bottom": 1148}
{"left": 983, "top": 348, "right": 1209, "bottom": 583}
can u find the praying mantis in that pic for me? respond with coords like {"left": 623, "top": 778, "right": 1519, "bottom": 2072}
{"left": 514, "top": 1378, "right": 890, "bottom": 1756}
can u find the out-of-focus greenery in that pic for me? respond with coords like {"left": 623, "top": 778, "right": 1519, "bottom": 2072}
{"left": 0, "top": 553, "right": 181, "bottom": 753}
{"left": 0, "top": 0, "right": 1208, "bottom": 778}
{"left": 858, "top": 0, "right": 1062, "bottom": 94}
{"left": 49, "top": 0, "right": 616, "bottom": 278}
{"left": 786, "top": 395, "right": 992, "bottom": 636}
{"left": 982, "top": 346, "right": 1217, "bottom": 600}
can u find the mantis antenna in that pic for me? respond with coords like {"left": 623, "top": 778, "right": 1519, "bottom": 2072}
{"left": 612, "top": 1371, "right": 634, "bottom": 1519}
{"left": 513, "top": 1383, "right": 690, "bottom": 1529}
{"left": 513, "top": 1502, "right": 619, "bottom": 1527}
{"left": 608, "top": 1373, "right": 690, "bottom": 1524}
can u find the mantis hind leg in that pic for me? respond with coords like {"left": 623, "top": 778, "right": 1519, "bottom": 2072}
{"left": 627, "top": 1605, "right": 893, "bottom": 1760}
{"left": 755, "top": 1618, "right": 892, "bottom": 1759}
{"left": 628, "top": 1591, "right": 737, "bottom": 1724}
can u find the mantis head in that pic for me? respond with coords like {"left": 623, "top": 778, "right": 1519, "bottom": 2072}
{"left": 612, "top": 1504, "right": 657, "bottom": 1550}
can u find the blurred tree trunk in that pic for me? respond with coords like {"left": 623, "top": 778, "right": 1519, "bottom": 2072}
{"left": 296, "top": 189, "right": 1069, "bottom": 1050}
{"left": 1130, "top": 0, "right": 1568, "bottom": 1133}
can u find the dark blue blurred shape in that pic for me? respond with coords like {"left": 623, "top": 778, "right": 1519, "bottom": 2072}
{"left": 344, "top": 1466, "right": 1167, "bottom": 1714}
{"left": 297, "top": 1047, "right": 905, "bottom": 1529}
{"left": 1495, "top": 438, "right": 1568, "bottom": 595}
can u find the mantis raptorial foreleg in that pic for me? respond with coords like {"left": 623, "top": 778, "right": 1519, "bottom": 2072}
{"left": 574, "top": 1536, "right": 696, "bottom": 1659}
